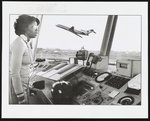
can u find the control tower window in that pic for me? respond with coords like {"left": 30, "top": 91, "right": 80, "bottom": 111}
{"left": 10, "top": 15, "right": 141, "bottom": 65}
{"left": 110, "top": 16, "right": 141, "bottom": 64}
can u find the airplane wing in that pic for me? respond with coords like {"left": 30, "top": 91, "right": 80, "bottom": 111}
{"left": 69, "top": 27, "right": 84, "bottom": 35}
{"left": 56, "top": 24, "right": 81, "bottom": 33}
{"left": 73, "top": 33, "right": 82, "bottom": 38}
{"left": 56, "top": 24, "right": 83, "bottom": 38}
{"left": 73, "top": 29, "right": 83, "bottom": 34}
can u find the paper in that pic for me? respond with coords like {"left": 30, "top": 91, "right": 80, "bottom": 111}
{"left": 108, "top": 90, "right": 120, "bottom": 98}
{"left": 128, "top": 74, "right": 141, "bottom": 90}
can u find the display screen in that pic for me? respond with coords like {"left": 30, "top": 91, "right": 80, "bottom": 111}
{"left": 120, "top": 63, "right": 128, "bottom": 69}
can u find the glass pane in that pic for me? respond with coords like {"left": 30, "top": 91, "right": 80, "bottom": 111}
{"left": 36, "top": 15, "right": 107, "bottom": 60}
{"left": 110, "top": 16, "right": 141, "bottom": 64}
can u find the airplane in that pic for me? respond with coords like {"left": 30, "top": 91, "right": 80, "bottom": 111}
{"left": 56, "top": 24, "right": 96, "bottom": 38}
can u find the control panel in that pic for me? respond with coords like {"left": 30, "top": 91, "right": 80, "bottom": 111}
{"left": 30, "top": 58, "right": 141, "bottom": 105}
{"left": 73, "top": 87, "right": 114, "bottom": 105}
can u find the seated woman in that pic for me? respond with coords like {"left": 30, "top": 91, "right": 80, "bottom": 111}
{"left": 9, "top": 14, "right": 40, "bottom": 104}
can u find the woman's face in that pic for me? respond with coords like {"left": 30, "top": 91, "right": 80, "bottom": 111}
{"left": 25, "top": 21, "right": 39, "bottom": 39}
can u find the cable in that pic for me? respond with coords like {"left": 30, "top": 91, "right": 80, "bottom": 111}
{"left": 26, "top": 64, "right": 43, "bottom": 104}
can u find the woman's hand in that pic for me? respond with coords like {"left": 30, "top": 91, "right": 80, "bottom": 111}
{"left": 18, "top": 99, "right": 27, "bottom": 104}
{"left": 17, "top": 92, "right": 28, "bottom": 104}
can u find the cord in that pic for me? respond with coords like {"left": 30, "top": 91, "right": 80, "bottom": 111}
{"left": 26, "top": 63, "right": 43, "bottom": 104}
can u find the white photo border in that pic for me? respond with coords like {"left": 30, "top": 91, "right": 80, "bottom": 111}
{"left": 2, "top": 1, "right": 148, "bottom": 118}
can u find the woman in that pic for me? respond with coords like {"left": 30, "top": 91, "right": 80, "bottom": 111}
{"left": 9, "top": 14, "right": 40, "bottom": 104}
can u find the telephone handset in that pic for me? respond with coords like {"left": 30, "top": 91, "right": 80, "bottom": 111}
{"left": 84, "top": 53, "right": 102, "bottom": 77}
{"left": 86, "top": 53, "right": 101, "bottom": 66}
{"left": 86, "top": 53, "right": 94, "bottom": 66}
{"left": 92, "top": 55, "right": 99, "bottom": 64}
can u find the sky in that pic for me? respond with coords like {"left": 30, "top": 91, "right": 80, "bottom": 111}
{"left": 10, "top": 15, "right": 141, "bottom": 52}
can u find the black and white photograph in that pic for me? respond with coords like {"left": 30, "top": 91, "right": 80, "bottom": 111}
{"left": 2, "top": 1, "right": 148, "bottom": 119}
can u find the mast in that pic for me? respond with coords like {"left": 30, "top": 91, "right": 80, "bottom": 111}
{"left": 33, "top": 14, "right": 43, "bottom": 61}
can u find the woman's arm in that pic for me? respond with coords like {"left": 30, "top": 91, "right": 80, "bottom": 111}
{"left": 10, "top": 40, "right": 26, "bottom": 103}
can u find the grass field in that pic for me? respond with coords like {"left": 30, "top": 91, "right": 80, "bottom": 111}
{"left": 35, "top": 48, "right": 141, "bottom": 64}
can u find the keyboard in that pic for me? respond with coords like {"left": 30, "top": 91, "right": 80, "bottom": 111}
{"left": 105, "top": 75, "right": 130, "bottom": 89}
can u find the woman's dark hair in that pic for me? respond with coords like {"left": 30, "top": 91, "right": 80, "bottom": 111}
{"left": 14, "top": 14, "right": 40, "bottom": 36}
